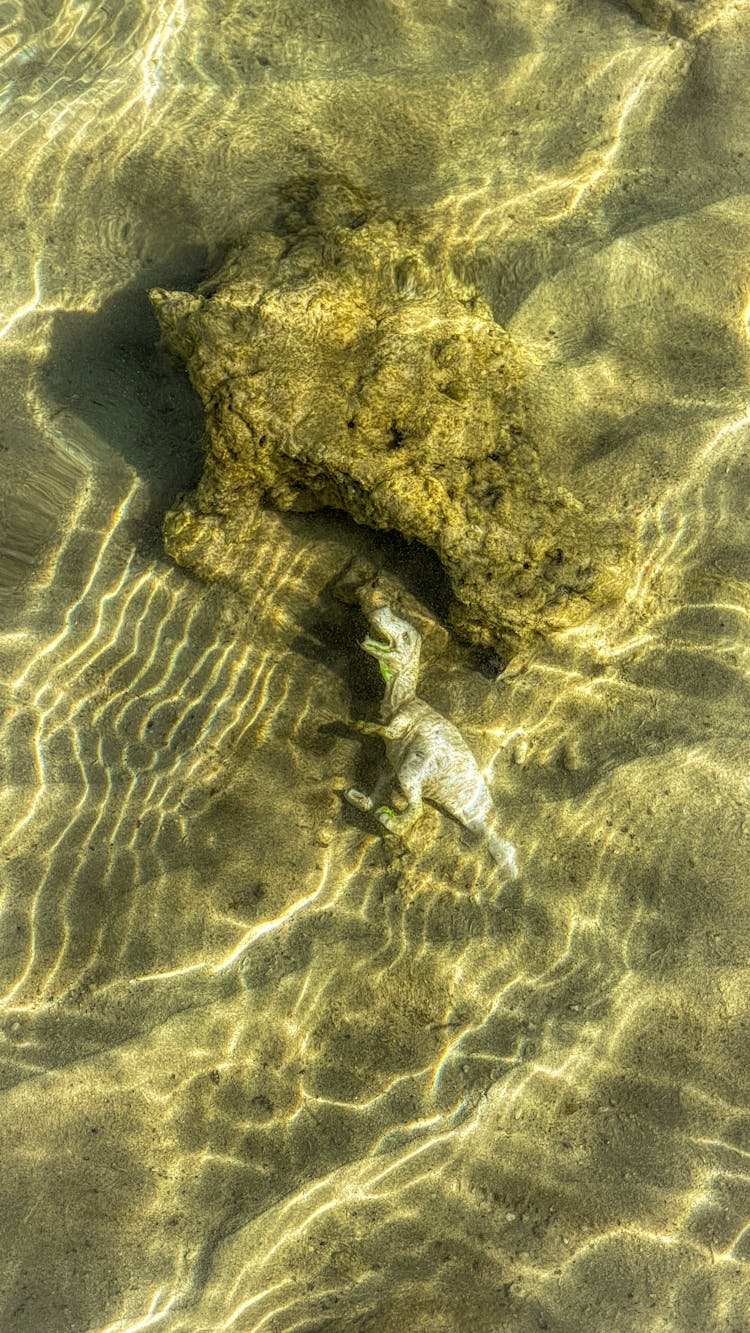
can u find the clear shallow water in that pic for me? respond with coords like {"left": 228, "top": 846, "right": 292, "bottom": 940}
{"left": 2, "top": 2, "right": 750, "bottom": 1330}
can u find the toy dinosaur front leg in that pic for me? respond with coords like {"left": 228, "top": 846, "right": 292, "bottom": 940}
{"left": 350, "top": 718, "right": 403, "bottom": 740}
{"left": 350, "top": 719, "right": 388, "bottom": 738}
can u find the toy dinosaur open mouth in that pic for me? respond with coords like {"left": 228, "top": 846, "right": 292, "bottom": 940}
{"left": 361, "top": 628, "right": 393, "bottom": 657}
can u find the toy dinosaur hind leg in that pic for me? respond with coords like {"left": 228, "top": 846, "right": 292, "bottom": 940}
{"left": 344, "top": 716, "right": 397, "bottom": 813}
{"left": 376, "top": 756, "right": 425, "bottom": 836}
{"left": 345, "top": 769, "right": 392, "bottom": 815}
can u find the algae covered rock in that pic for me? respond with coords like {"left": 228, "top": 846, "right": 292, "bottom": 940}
{"left": 621, "top": 0, "right": 726, "bottom": 37}
{"left": 152, "top": 181, "right": 628, "bottom": 660}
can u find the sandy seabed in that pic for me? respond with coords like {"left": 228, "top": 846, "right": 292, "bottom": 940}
{"left": 1, "top": 1, "right": 750, "bottom": 1329}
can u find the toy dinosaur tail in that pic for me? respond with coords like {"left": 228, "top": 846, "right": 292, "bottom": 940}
{"left": 486, "top": 828, "right": 519, "bottom": 878}
{"left": 461, "top": 808, "right": 519, "bottom": 877}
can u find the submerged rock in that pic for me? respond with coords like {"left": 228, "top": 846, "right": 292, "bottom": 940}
{"left": 621, "top": 0, "right": 726, "bottom": 38}
{"left": 151, "top": 180, "right": 629, "bottom": 661}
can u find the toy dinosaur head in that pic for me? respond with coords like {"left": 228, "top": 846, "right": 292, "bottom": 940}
{"left": 361, "top": 605, "right": 421, "bottom": 699}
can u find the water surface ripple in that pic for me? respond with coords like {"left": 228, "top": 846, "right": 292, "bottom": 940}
{"left": 1, "top": 1, "right": 750, "bottom": 1330}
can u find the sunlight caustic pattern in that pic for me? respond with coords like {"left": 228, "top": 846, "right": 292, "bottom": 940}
{"left": 0, "top": 460, "right": 332, "bottom": 1007}
{"left": 2, "top": 0, "right": 750, "bottom": 1328}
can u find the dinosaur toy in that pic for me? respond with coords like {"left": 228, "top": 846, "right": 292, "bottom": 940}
{"left": 345, "top": 602, "right": 518, "bottom": 876}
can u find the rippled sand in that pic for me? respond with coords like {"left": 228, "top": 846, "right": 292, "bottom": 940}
{"left": 2, "top": 2, "right": 750, "bottom": 1329}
